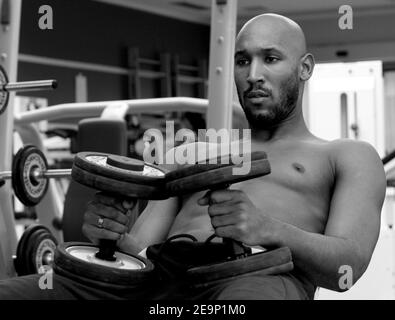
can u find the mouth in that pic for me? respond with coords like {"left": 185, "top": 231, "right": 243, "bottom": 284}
{"left": 245, "top": 90, "right": 271, "bottom": 104}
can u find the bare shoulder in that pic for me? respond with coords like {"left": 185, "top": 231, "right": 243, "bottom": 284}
{"left": 300, "top": 137, "right": 385, "bottom": 183}
{"left": 325, "top": 139, "right": 383, "bottom": 168}
{"left": 323, "top": 139, "right": 386, "bottom": 191}
{"left": 305, "top": 136, "right": 379, "bottom": 156}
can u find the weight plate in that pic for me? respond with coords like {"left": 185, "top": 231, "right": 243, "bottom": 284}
{"left": 165, "top": 151, "right": 268, "bottom": 180}
{"left": 106, "top": 154, "right": 145, "bottom": 171}
{"left": 165, "top": 152, "right": 271, "bottom": 196}
{"left": 73, "top": 152, "right": 166, "bottom": 185}
{"left": 12, "top": 145, "right": 49, "bottom": 206}
{"left": 11, "top": 145, "right": 27, "bottom": 207}
{"left": 66, "top": 245, "right": 145, "bottom": 270}
{"left": 27, "top": 228, "right": 57, "bottom": 274}
{"left": 186, "top": 246, "right": 293, "bottom": 287}
{"left": 15, "top": 224, "right": 57, "bottom": 276}
{"left": 15, "top": 224, "right": 44, "bottom": 275}
{"left": 72, "top": 151, "right": 270, "bottom": 200}
{"left": 0, "top": 65, "right": 10, "bottom": 115}
{"left": 71, "top": 164, "right": 168, "bottom": 199}
{"left": 53, "top": 242, "right": 155, "bottom": 289}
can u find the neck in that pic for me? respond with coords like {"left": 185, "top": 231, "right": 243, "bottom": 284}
{"left": 250, "top": 102, "right": 310, "bottom": 143}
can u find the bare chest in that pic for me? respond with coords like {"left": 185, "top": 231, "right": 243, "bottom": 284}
{"left": 233, "top": 147, "right": 334, "bottom": 232}
{"left": 170, "top": 142, "right": 335, "bottom": 237}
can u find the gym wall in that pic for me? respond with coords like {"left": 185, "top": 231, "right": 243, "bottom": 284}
{"left": 298, "top": 10, "right": 395, "bottom": 63}
{"left": 17, "top": 0, "right": 210, "bottom": 106}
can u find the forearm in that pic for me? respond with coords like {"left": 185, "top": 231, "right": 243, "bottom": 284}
{"left": 118, "top": 198, "right": 179, "bottom": 254}
{"left": 270, "top": 221, "right": 367, "bottom": 291}
{"left": 118, "top": 233, "right": 145, "bottom": 255}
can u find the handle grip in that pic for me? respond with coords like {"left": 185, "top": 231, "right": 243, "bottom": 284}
{"left": 95, "top": 239, "right": 118, "bottom": 261}
{"left": 94, "top": 192, "right": 136, "bottom": 262}
{"left": 208, "top": 184, "right": 251, "bottom": 257}
{"left": 222, "top": 238, "right": 251, "bottom": 257}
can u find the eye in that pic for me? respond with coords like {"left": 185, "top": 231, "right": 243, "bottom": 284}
{"left": 265, "top": 56, "right": 279, "bottom": 63}
{"left": 235, "top": 57, "right": 250, "bottom": 66}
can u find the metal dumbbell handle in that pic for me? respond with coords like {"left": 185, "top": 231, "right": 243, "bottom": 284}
{"left": 1, "top": 80, "right": 58, "bottom": 93}
{"left": 96, "top": 239, "right": 118, "bottom": 262}
{"left": 0, "top": 168, "right": 71, "bottom": 181}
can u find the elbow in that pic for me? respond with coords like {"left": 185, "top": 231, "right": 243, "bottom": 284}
{"left": 331, "top": 255, "right": 369, "bottom": 292}
{"left": 333, "top": 237, "right": 374, "bottom": 292}
{"left": 317, "top": 251, "right": 370, "bottom": 292}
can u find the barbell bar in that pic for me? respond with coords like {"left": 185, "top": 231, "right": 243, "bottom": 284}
{"left": 0, "top": 65, "right": 57, "bottom": 115}
{"left": 0, "top": 168, "right": 71, "bottom": 181}
{"left": 1, "top": 79, "right": 58, "bottom": 93}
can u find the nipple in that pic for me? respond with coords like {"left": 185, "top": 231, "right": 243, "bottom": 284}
{"left": 292, "top": 162, "right": 305, "bottom": 173}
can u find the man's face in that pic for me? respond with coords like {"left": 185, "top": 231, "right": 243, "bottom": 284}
{"left": 234, "top": 24, "right": 302, "bottom": 129}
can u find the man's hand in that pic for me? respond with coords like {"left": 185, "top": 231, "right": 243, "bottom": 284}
{"left": 82, "top": 193, "right": 137, "bottom": 246}
{"left": 198, "top": 189, "right": 278, "bottom": 246}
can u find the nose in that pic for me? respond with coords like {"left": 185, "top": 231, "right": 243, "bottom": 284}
{"left": 246, "top": 58, "right": 265, "bottom": 85}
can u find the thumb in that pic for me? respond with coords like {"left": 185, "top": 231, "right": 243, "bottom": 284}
{"left": 197, "top": 191, "right": 210, "bottom": 206}
{"left": 122, "top": 198, "right": 137, "bottom": 210}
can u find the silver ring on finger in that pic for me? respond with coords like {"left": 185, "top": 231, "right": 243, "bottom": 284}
{"left": 97, "top": 217, "right": 105, "bottom": 229}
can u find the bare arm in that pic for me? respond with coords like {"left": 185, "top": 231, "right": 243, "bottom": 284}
{"left": 118, "top": 197, "right": 180, "bottom": 254}
{"left": 272, "top": 140, "right": 386, "bottom": 290}
{"left": 118, "top": 147, "right": 183, "bottom": 255}
{"left": 201, "top": 140, "right": 386, "bottom": 291}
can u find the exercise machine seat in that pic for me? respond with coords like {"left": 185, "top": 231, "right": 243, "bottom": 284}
{"left": 62, "top": 118, "right": 128, "bottom": 242}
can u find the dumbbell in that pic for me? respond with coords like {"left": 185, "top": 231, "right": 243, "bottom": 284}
{"left": 52, "top": 150, "right": 272, "bottom": 289}
{"left": 53, "top": 154, "right": 166, "bottom": 289}
{"left": 0, "top": 145, "right": 71, "bottom": 206}
{"left": 3, "top": 146, "right": 290, "bottom": 286}
{"left": 0, "top": 65, "right": 57, "bottom": 115}
{"left": 14, "top": 224, "right": 58, "bottom": 276}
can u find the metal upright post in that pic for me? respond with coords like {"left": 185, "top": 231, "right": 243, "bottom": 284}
{"left": 206, "top": 0, "right": 238, "bottom": 131}
{"left": 0, "top": 0, "right": 22, "bottom": 278}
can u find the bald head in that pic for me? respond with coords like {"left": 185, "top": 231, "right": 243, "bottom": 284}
{"left": 233, "top": 14, "right": 315, "bottom": 129}
{"left": 236, "top": 13, "right": 307, "bottom": 60}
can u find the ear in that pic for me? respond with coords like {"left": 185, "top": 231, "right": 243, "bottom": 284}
{"left": 299, "top": 53, "right": 315, "bottom": 81}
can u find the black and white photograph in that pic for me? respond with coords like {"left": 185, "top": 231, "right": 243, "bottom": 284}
{"left": 0, "top": 0, "right": 394, "bottom": 311}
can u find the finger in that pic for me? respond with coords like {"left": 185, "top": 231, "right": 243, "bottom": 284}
{"left": 210, "top": 213, "right": 239, "bottom": 228}
{"left": 82, "top": 224, "right": 123, "bottom": 242}
{"left": 198, "top": 188, "right": 236, "bottom": 206}
{"left": 208, "top": 189, "right": 242, "bottom": 204}
{"left": 197, "top": 191, "right": 210, "bottom": 206}
{"left": 214, "top": 225, "right": 237, "bottom": 240}
{"left": 207, "top": 203, "right": 235, "bottom": 216}
{"left": 122, "top": 198, "right": 137, "bottom": 210}
{"left": 86, "top": 202, "right": 129, "bottom": 225}
{"left": 94, "top": 192, "right": 129, "bottom": 213}
{"left": 81, "top": 224, "right": 99, "bottom": 245}
{"left": 86, "top": 202, "right": 129, "bottom": 226}
{"left": 85, "top": 212, "right": 129, "bottom": 234}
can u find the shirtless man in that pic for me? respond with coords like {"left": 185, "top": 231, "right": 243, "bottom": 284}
{"left": 0, "top": 13, "right": 386, "bottom": 300}
{"left": 82, "top": 13, "right": 386, "bottom": 299}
